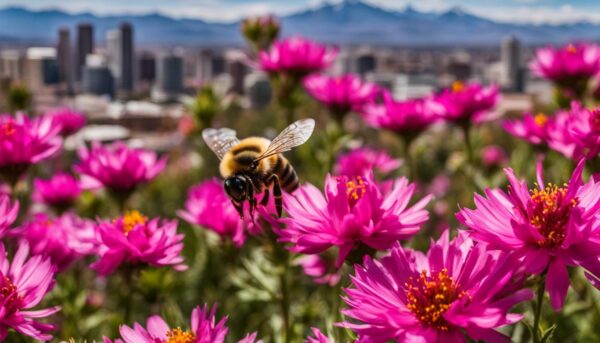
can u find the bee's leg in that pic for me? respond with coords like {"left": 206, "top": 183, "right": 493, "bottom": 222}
{"left": 268, "top": 174, "right": 282, "bottom": 217}
{"left": 232, "top": 200, "right": 244, "bottom": 219}
{"left": 260, "top": 189, "right": 270, "bottom": 206}
{"left": 244, "top": 175, "right": 256, "bottom": 218}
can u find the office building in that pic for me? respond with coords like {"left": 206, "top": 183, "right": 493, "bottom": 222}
{"left": 501, "top": 35, "right": 523, "bottom": 92}
{"left": 76, "top": 23, "right": 94, "bottom": 81}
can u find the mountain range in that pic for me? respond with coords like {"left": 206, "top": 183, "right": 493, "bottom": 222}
{"left": 0, "top": 0, "right": 599, "bottom": 46}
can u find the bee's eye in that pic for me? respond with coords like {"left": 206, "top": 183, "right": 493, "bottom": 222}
{"left": 224, "top": 177, "right": 247, "bottom": 201}
{"left": 250, "top": 161, "right": 258, "bottom": 169}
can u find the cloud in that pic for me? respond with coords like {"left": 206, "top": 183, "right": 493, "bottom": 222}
{"left": 471, "top": 4, "right": 600, "bottom": 24}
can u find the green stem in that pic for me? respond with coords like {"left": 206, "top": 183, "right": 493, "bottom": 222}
{"left": 279, "top": 266, "right": 291, "bottom": 343}
{"left": 402, "top": 136, "right": 415, "bottom": 181}
{"left": 532, "top": 275, "right": 546, "bottom": 343}
{"left": 331, "top": 275, "right": 346, "bottom": 342}
{"left": 461, "top": 124, "right": 474, "bottom": 167}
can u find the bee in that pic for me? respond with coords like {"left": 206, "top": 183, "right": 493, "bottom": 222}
{"left": 202, "top": 119, "right": 315, "bottom": 218}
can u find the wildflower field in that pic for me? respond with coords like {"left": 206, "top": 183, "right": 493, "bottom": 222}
{"left": 0, "top": 17, "right": 599, "bottom": 343}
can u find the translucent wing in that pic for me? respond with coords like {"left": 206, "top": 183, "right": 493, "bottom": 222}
{"left": 202, "top": 128, "right": 240, "bottom": 160}
{"left": 255, "top": 119, "right": 315, "bottom": 161}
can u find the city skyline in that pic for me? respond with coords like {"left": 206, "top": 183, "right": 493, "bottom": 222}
{"left": 1, "top": 0, "right": 600, "bottom": 24}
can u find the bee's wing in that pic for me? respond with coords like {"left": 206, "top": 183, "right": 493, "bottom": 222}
{"left": 255, "top": 119, "right": 315, "bottom": 161}
{"left": 202, "top": 128, "right": 240, "bottom": 160}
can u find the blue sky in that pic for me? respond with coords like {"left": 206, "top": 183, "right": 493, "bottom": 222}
{"left": 1, "top": 0, "right": 599, "bottom": 23}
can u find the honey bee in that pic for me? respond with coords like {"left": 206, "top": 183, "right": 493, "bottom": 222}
{"left": 202, "top": 119, "right": 315, "bottom": 218}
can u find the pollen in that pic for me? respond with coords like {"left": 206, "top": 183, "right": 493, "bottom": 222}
{"left": 566, "top": 44, "right": 578, "bottom": 53}
{"left": 405, "top": 268, "right": 468, "bottom": 331}
{"left": 0, "top": 121, "right": 15, "bottom": 137}
{"left": 166, "top": 327, "right": 196, "bottom": 343}
{"left": 0, "top": 276, "right": 22, "bottom": 315}
{"left": 344, "top": 176, "right": 367, "bottom": 207}
{"left": 534, "top": 113, "right": 548, "bottom": 127}
{"left": 451, "top": 81, "right": 465, "bottom": 93}
{"left": 120, "top": 210, "right": 148, "bottom": 235}
{"left": 529, "top": 183, "right": 579, "bottom": 247}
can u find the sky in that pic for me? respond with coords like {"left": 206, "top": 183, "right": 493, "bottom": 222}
{"left": 1, "top": 0, "right": 600, "bottom": 24}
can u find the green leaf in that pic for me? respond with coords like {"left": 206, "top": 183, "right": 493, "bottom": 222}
{"left": 541, "top": 324, "right": 557, "bottom": 343}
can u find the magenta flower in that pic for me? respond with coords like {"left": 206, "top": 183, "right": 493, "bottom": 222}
{"left": 334, "top": 147, "right": 401, "bottom": 177}
{"left": 342, "top": 231, "right": 532, "bottom": 342}
{"left": 33, "top": 172, "right": 81, "bottom": 211}
{"left": 457, "top": 159, "right": 600, "bottom": 310}
{"left": 76, "top": 141, "right": 166, "bottom": 194}
{"left": 503, "top": 112, "right": 555, "bottom": 146}
{"left": 0, "top": 113, "right": 62, "bottom": 185}
{"left": 296, "top": 254, "right": 341, "bottom": 286}
{"left": 259, "top": 36, "right": 337, "bottom": 77}
{"left": 303, "top": 74, "right": 379, "bottom": 118}
{"left": 0, "top": 195, "right": 18, "bottom": 237}
{"left": 360, "top": 91, "right": 438, "bottom": 135}
{"left": 306, "top": 328, "right": 331, "bottom": 343}
{"left": 91, "top": 211, "right": 186, "bottom": 276}
{"left": 481, "top": 145, "right": 507, "bottom": 168}
{"left": 47, "top": 107, "right": 86, "bottom": 136}
{"left": 431, "top": 81, "right": 499, "bottom": 124}
{"left": 0, "top": 241, "right": 60, "bottom": 341}
{"left": 105, "top": 304, "right": 260, "bottom": 343}
{"left": 280, "top": 172, "right": 431, "bottom": 266}
{"left": 15, "top": 213, "right": 97, "bottom": 271}
{"left": 545, "top": 102, "right": 600, "bottom": 160}
{"left": 530, "top": 43, "right": 600, "bottom": 86}
{"left": 178, "top": 178, "right": 247, "bottom": 247}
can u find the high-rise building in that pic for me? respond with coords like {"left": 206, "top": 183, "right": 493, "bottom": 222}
{"left": 152, "top": 54, "right": 183, "bottom": 102}
{"left": 82, "top": 54, "right": 114, "bottom": 97}
{"left": 0, "top": 50, "right": 23, "bottom": 81}
{"left": 106, "top": 23, "right": 135, "bottom": 93}
{"left": 356, "top": 54, "right": 376, "bottom": 76}
{"left": 139, "top": 52, "right": 156, "bottom": 82}
{"left": 76, "top": 23, "right": 94, "bottom": 81}
{"left": 56, "top": 27, "right": 72, "bottom": 90}
{"left": 501, "top": 35, "right": 523, "bottom": 92}
{"left": 24, "top": 47, "right": 59, "bottom": 92}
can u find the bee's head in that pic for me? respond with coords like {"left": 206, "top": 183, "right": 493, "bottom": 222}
{"left": 224, "top": 176, "right": 248, "bottom": 202}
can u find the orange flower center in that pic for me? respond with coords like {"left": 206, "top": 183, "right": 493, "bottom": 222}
{"left": 534, "top": 113, "right": 548, "bottom": 127}
{"left": 0, "top": 121, "right": 15, "bottom": 137}
{"left": 165, "top": 327, "right": 196, "bottom": 343}
{"left": 566, "top": 44, "right": 578, "bottom": 54}
{"left": 121, "top": 210, "right": 147, "bottom": 235}
{"left": 451, "top": 81, "right": 465, "bottom": 93}
{"left": 405, "top": 269, "right": 468, "bottom": 331}
{"left": 345, "top": 176, "right": 367, "bottom": 207}
{"left": 529, "top": 184, "right": 578, "bottom": 247}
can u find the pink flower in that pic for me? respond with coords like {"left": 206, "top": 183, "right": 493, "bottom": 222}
{"left": 503, "top": 112, "right": 555, "bottom": 146}
{"left": 91, "top": 211, "right": 186, "bottom": 276}
{"left": 457, "top": 159, "right": 600, "bottom": 310}
{"left": 15, "top": 213, "right": 97, "bottom": 271}
{"left": 47, "top": 107, "right": 86, "bottom": 136}
{"left": 306, "top": 328, "right": 331, "bottom": 343}
{"left": 259, "top": 36, "right": 337, "bottom": 77}
{"left": 334, "top": 147, "right": 401, "bottom": 177}
{"left": 360, "top": 92, "right": 438, "bottom": 135}
{"left": 530, "top": 43, "right": 600, "bottom": 85}
{"left": 178, "top": 178, "right": 247, "bottom": 247}
{"left": 0, "top": 195, "right": 18, "bottom": 237}
{"left": 33, "top": 172, "right": 81, "bottom": 211}
{"left": 0, "top": 113, "right": 62, "bottom": 184}
{"left": 105, "top": 304, "right": 260, "bottom": 343}
{"left": 303, "top": 74, "right": 379, "bottom": 117}
{"left": 481, "top": 145, "right": 507, "bottom": 167}
{"left": 342, "top": 231, "right": 532, "bottom": 342}
{"left": 296, "top": 255, "right": 341, "bottom": 286}
{"left": 431, "top": 81, "right": 499, "bottom": 124}
{"left": 280, "top": 172, "right": 431, "bottom": 267}
{"left": 0, "top": 241, "right": 60, "bottom": 341}
{"left": 76, "top": 141, "right": 166, "bottom": 193}
{"left": 546, "top": 102, "right": 600, "bottom": 160}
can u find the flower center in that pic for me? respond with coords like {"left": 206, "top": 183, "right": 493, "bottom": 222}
{"left": 529, "top": 184, "right": 579, "bottom": 247}
{"left": 345, "top": 176, "right": 367, "bottom": 207}
{"left": 451, "top": 81, "right": 464, "bottom": 93}
{"left": 566, "top": 44, "right": 577, "bottom": 53}
{"left": 0, "top": 276, "right": 22, "bottom": 315}
{"left": 534, "top": 113, "right": 548, "bottom": 127}
{"left": 0, "top": 121, "right": 16, "bottom": 137}
{"left": 590, "top": 110, "right": 600, "bottom": 133}
{"left": 121, "top": 210, "right": 147, "bottom": 235}
{"left": 165, "top": 327, "right": 196, "bottom": 343}
{"left": 405, "top": 269, "right": 467, "bottom": 331}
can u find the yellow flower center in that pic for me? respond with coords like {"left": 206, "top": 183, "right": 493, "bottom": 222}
{"left": 345, "top": 176, "right": 367, "bottom": 207}
{"left": 451, "top": 81, "right": 465, "bottom": 93}
{"left": 405, "top": 269, "right": 468, "bottom": 331}
{"left": 566, "top": 44, "right": 577, "bottom": 54}
{"left": 0, "top": 122, "right": 15, "bottom": 137}
{"left": 529, "top": 184, "right": 578, "bottom": 247}
{"left": 534, "top": 113, "right": 548, "bottom": 127}
{"left": 165, "top": 327, "right": 196, "bottom": 343}
{"left": 121, "top": 210, "right": 148, "bottom": 235}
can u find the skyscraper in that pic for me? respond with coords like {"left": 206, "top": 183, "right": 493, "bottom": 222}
{"left": 56, "top": 27, "right": 72, "bottom": 91}
{"left": 152, "top": 54, "right": 183, "bottom": 102}
{"left": 106, "top": 23, "right": 135, "bottom": 94}
{"left": 76, "top": 23, "right": 94, "bottom": 81}
{"left": 82, "top": 54, "right": 114, "bottom": 97}
{"left": 501, "top": 35, "right": 523, "bottom": 92}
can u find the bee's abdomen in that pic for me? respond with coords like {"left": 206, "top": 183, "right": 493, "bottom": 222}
{"left": 273, "top": 155, "right": 299, "bottom": 193}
